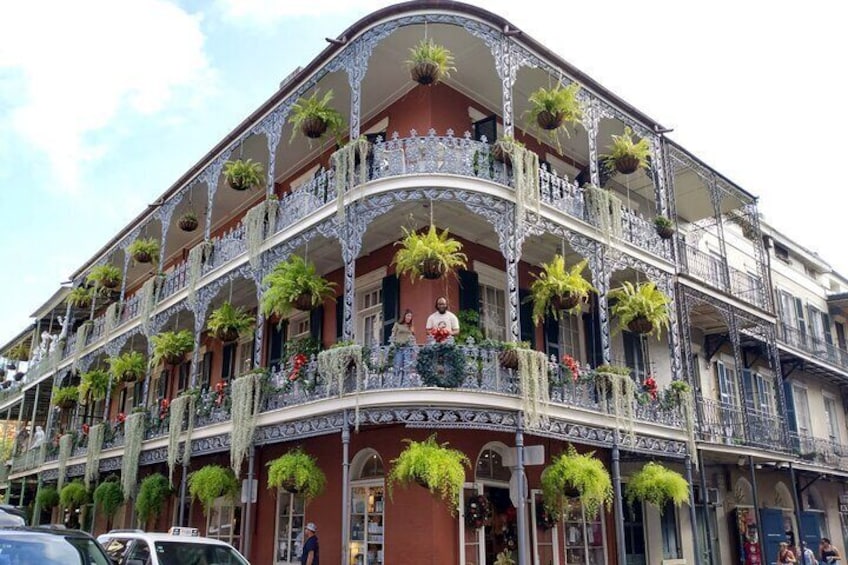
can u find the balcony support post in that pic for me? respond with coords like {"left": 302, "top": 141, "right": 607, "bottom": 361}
{"left": 202, "top": 152, "right": 231, "bottom": 242}
{"left": 103, "top": 375, "right": 114, "bottom": 424}
{"left": 766, "top": 325, "right": 792, "bottom": 450}
{"left": 708, "top": 175, "right": 732, "bottom": 291}
{"left": 243, "top": 445, "right": 256, "bottom": 559}
{"left": 340, "top": 412, "right": 351, "bottom": 565}
{"left": 748, "top": 456, "right": 765, "bottom": 562}
{"left": 29, "top": 382, "right": 40, "bottom": 433}
{"left": 514, "top": 414, "right": 528, "bottom": 565}
{"left": 611, "top": 441, "right": 627, "bottom": 565}
{"left": 728, "top": 311, "right": 754, "bottom": 442}
{"left": 252, "top": 283, "right": 264, "bottom": 372}
{"left": 340, "top": 205, "right": 367, "bottom": 341}
{"left": 118, "top": 251, "right": 131, "bottom": 306}
{"left": 684, "top": 454, "right": 703, "bottom": 565}
{"left": 157, "top": 197, "right": 179, "bottom": 272}
{"left": 583, "top": 101, "right": 602, "bottom": 187}
{"left": 659, "top": 275, "right": 684, "bottom": 384}
{"left": 587, "top": 252, "right": 611, "bottom": 364}
{"left": 255, "top": 105, "right": 289, "bottom": 198}
{"left": 789, "top": 462, "right": 805, "bottom": 546}
{"left": 697, "top": 449, "right": 715, "bottom": 564}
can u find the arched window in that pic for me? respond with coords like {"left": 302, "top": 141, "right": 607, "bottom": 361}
{"left": 351, "top": 448, "right": 384, "bottom": 479}
{"left": 350, "top": 449, "right": 385, "bottom": 565}
{"left": 733, "top": 478, "right": 755, "bottom": 506}
{"left": 475, "top": 442, "right": 510, "bottom": 483}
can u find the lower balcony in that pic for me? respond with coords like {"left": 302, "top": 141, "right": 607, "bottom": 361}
{"left": 778, "top": 323, "right": 848, "bottom": 374}
{"left": 791, "top": 432, "right": 848, "bottom": 471}
{"left": 697, "top": 397, "right": 786, "bottom": 452}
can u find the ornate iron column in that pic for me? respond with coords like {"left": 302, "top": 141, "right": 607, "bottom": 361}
{"left": 252, "top": 280, "right": 264, "bottom": 369}
{"left": 684, "top": 455, "right": 703, "bottom": 565}
{"left": 708, "top": 176, "right": 732, "bottom": 291}
{"left": 611, "top": 442, "right": 627, "bottom": 565}
{"left": 583, "top": 101, "right": 602, "bottom": 188}
{"left": 587, "top": 251, "right": 612, "bottom": 364}
{"left": 252, "top": 104, "right": 291, "bottom": 198}
{"left": 157, "top": 196, "right": 180, "bottom": 271}
{"left": 203, "top": 153, "right": 231, "bottom": 242}
{"left": 341, "top": 412, "right": 351, "bottom": 565}
{"left": 514, "top": 414, "right": 528, "bottom": 565}
{"left": 339, "top": 203, "right": 369, "bottom": 341}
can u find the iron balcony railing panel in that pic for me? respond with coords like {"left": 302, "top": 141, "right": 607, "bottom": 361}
{"left": 680, "top": 242, "right": 730, "bottom": 292}
{"left": 790, "top": 432, "right": 848, "bottom": 471}
{"left": 779, "top": 323, "right": 848, "bottom": 371}
{"left": 696, "top": 397, "right": 787, "bottom": 451}
{"left": 730, "top": 266, "right": 767, "bottom": 310}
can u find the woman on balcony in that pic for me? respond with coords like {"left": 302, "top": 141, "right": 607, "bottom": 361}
{"left": 391, "top": 309, "right": 416, "bottom": 375}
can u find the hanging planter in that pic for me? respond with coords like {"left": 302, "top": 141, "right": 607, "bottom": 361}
{"left": 108, "top": 351, "right": 147, "bottom": 383}
{"left": 405, "top": 39, "right": 456, "bottom": 85}
{"left": 189, "top": 465, "right": 239, "bottom": 517}
{"left": 128, "top": 237, "right": 160, "bottom": 265}
{"left": 602, "top": 126, "right": 652, "bottom": 176}
{"left": 150, "top": 330, "right": 194, "bottom": 367}
{"left": 392, "top": 225, "right": 467, "bottom": 283}
{"left": 524, "top": 83, "right": 582, "bottom": 153}
{"left": 654, "top": 215, "right": 675, "bottom": 240}
{"left": 93, "top": 479, "right": 124, "bottom": 529}
{"left": 541, "top": 445, "right": 613, "bottom": 520}
{"left": 608, "top": 281, "right": 671, "bottom": 339}
{"left": 625, "top": 462, "right": 689, "bottom": 511}
{"left": 136, "top": 473, "right": 171, "bottom": 526}
{"left": 178, "top": 212, "right": 199, "bottom": 232}
{"left": 288, "top": 90, "right": 345, "bottom": 143}
{"left": 267, "top": 448, "right": 327, "bottom": 500}
{"left": 223, "top": 159, "right": 264, "bottom": 192}
{"left": 36, "top": 486, "right": 60, "bottom": 511}
{"left": 67, "top": 286, "right": 94, "bottom": 310}
{"left": 13, "top": 372, "right": 24, "bottom": 382}
{"left": 387, "top": 435, "right": 470, "bottom": 515}
{"left": 498, "top": 342, "right": 524, "bottom": 370}
{"left": 79, "top": 369, "right": 110, "bottom": 403}
{"left": 261, "top": 255, "right": 336, "bottom": 318}
{"left": 87, "top": 264, "right": 122, "bottom": 290}
{"left": 207, "top": 302, "right": 255, "bottom": 343}
{"left": 528, "top": 256, "right": 596, "bottom": 325}
{"left": 52, "top": 385, "right": 79, "bottom": 410}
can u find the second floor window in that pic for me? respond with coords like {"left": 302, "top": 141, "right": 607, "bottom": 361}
{"left": 357, "top": 286, "right": 382, "bottom": 346}
{"left": 793, "top": 384, "right": 812, "bottom": 436}
{"left": 824, "top": 396, "right": 840, "bottom": 443}
{"left": 480, "top": 284, "right": 506, "bottom": 342}
{"left": 716, "top": 361, "right": 740, "bottom": 408}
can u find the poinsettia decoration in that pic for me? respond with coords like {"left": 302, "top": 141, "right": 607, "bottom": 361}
{"left": 429, "top": 327, "right": 452, "bottom": 343}
{"left": 643, "top": 374, "right": 658, "bottom": 401}
{"left": 562, "top": 354, "right": 581, "bottom": 382}
{"left": 288, "top": 353, "right": 308, "bottom": 381}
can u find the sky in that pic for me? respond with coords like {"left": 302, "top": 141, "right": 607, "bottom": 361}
{"left": 0, "top": 0, "right": 846, "bottom": 345}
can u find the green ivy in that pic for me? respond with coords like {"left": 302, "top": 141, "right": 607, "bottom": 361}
{"left": 36, "top": 486, "right": 59, "bottom": 510}
{"left": 387, "top": 435, "right": 469, "bottom": 515}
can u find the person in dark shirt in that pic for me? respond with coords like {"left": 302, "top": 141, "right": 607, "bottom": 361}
{"left": 301, "top": 522, "right": 319, "bottom": 565}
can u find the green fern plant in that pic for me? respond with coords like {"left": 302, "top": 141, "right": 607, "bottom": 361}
{"left": 223, "top": 159, "right": 264, "bottom": 191}
{"left": 207, "top": 302, "right": 255, "bottom": 342}
{"left": 52, "top": 385, "right": 79, "bottom": 408}
{"left": 528, "top": 256, "right": 596, "bottom": 324}
{"left": 59, "top": 480, "right": 88, "bottom": 510}
{"left": 608, "top": 281, "right": 670, "bottom": 338}
{"left": 288, "top": 89, "right": 345, "bottom": 143}
{"left": 525, "top": 83, "right": 582, "bottom": 152}
{"left": 136, "top": 473, "right": 171, "bottom": 526}
{"left": 150, "top": 330, "right": 195, "bottom": 368}
{"left": 267, "top": 448, "right": 327, "bottom": 501}
{"left": 128, "top": 237, "right": 160, "bottom": 264}
{"left": 189, "top": 465, "right": 239, "bottom": 516}
{"left": 79, "top": 368, "right": 110, "bottom": 402}
{"left": 93, "top": 479, "right": 124, "bottom": 527}
{"left": 392, "top": 225, "right": 467, "bottom": 282}
{"left": 602, "top": 126, "right": 651, "bottom": 175}
{"left": 387, "top": 435, "right": 470, "bottom": 515}
{"left": 87, "top": 264, "right": 122, "bottom": 290}
{"left": 67, "top": 286, "right": 94, "bottom": 309}
{"left": 406, "top": 39, "right": 456, "bottom": 85}
{"left": 36, "top": 486, "right": 60, "bottom": 510}
{"left": 261, "top": 255, "right": 336, "bottom": 318}
{"left": 541, "top": 445, "right": 612, "bottom": 520}
{"left": 625, "top": 462, "right": 689, "bottom": 512}
{"left": 108, "top": 351, "right": 147, "bottom": 383}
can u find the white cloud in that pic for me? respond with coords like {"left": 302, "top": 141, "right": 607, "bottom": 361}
{"left": 0, "top": 0, "right": 214, "bottom": 194}
{"left": 214, "top": 0, "right": 386, "bottom": 27}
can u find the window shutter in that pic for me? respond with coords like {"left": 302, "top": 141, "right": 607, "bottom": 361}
{"left": 381, "top": 274, "right": 399, "bottom": 345}
{"left": 822, "top": 312, "right": 834, "bottom": 345}
{"left": 158, "top": 370, "right": 168, "bottom": 400}
{"left": 458, "top": 270, "right": 480, "bottom": 314}
{"left": 201, "top": 351, "right": 213, "bottom": 391}
{"left": 269, "top": 320, "right": 288, "bottom": 372}
{"left": 221, "top": 343, "right": 237, "bottom": 382}
{"left": 740, "top": 369, "right": 755, "bottom": 410}
{"left": 794, "top": 297, "right": 806, "bottom": 335}
{"left": 543, "top": 315, "right": 560, "bottom": 361}
{"left": 472, "top": 115, "right": 497, "bottom": 143}
{"left": 133, "top": 381, "right": 144, "bottom": 408}
{"left": 623, "top": 331, "right": 645, "bottom": 381}
{"left": 310, "top": 305, "right": 325, "bottom": 345}
{"left": 783, "top": 381, "right": 797, "bottom": 435}
{"left": 518, "top": 289, "right": 535, "bottom": 347}
{"left": 333, "top": 297, "right": 343, "bottom": 341}
{"left": 583, "top": 295, "right": 603, "bottom": 368}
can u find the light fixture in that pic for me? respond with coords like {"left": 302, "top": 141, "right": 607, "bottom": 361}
{"left": 777, "top": 462, "right": 790, "bottom": 470}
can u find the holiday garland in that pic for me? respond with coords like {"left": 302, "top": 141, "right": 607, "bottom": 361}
{"left": 57, "top": 433, "right": 73, "bottom": 490}
{"left": 244, "top": 199, "right": 277, "bottom": 270}
{"left": 417, "top": 342, "right": 466, "bottom": 388}
{"left": 516, "top": 347, "right": 550, "bottom": 428}
{"left": 230, "top": 371, "right": 263, "bottom": 476}
{"left": 584, "top": 184, "right": 623, "bottom": 240}
{"left": 167, "top": 393, "right": 195, "bottom": 483}
{"left": 465, "top": 493, "right": 493, "bottom": 528}
{"left": 139, "top": 276, "right": 159, "bottom": 336}
{"left": 84, "top": 423, "right": 105, "bottom": 487}
{"left": 331, "top": 138, "right": 369, "bottom": 224}
{"left": 122, "top": 412, "right": 145, "bottom": 498}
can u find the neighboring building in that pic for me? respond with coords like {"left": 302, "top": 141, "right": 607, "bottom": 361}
{"left": 0, "top": 2, "right": 846, "bottom": 564}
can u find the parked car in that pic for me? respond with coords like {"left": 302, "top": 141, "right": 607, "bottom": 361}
{"left": 0, "top": 506, "right": 25, "bottom": 527}
{"left": 0, "top": 527, "right": 111, "bottom": 564}
{"left": 97, "top": 527, "right": 249, "bottom": 565}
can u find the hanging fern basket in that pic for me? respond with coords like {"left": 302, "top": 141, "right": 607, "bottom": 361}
{"left": 656, "top": 225, "right": 675, "bottom": 240}
{"left": 121, "top": 370, "right": 141, "bottom": 383}
{"left": 491, "top": 141, "right": 511, "bottom": 165}
{"left": 410, "top": 61, "right": 441, "bottom": 85}
{"left": 615, "top": 155, "right": 641, "bottom": 175}
{"left": 133, "top": 250, "right": 153, "bottom": 264}
{"left": 421, "top": 258, "right": 446, "bottom": 280}
{"left": 14, "top": 372, "right": 24, "bottom": 382}
{"left": 301, "top": 116, "right": 328, "bottom": 139}
{"left": 294, "top": 293, "right": 316, "bottom": 312}
{"left": 215, "top": 328, "right": 240, "bottom": 343}
{"left": 536, "top": 110, "right": 564, "bottom": 131}
{"left": 499, "top": 349, "right": 519, "bottom": 370}
{"left": 550, "top": 293, "right": 580, "bottom": 312}
{"left": 100, "top": 276, "right": 120, "bottom": 290}
{"left": 178, "top": 215, "right": 199, "bottom": 232}
{"left": 627, "top": 316, "right": 654, "bottom": 335}
{"left": 163, "top": 353, "right": 185, "bottom": 366}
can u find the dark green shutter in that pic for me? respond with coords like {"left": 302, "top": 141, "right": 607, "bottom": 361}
{"left": 221, "top": 343, "right": 236, "bottom": 381}
{"left": 519, "top": 289, "right": 535, "bottom": 348}
{"left": 335, "top": 297, "right": 344, "bottom": 341}
{"left": 201, "top": 351, "right": 213, "bottom": 390}
{"left": 740, "top": 369, "right": 755, "bottom": 410}
{"left": 543, "top": 315, "right": 560, "bottom": 360}
{"left": 458, "top": 270, "right": 480, "bottom": 314}
{"left": 269, "top": 319, "right": 288, "bottom": 372}
{"left": 311, "top": 306, "right": 325, "bottom": 345}
{"left": 783, "top": 381, "right": 797, "bottom": 451}
{"left": 583, "top": 295, "right": 603, "bottom": 367}
{"left": 382, "top": 274, "right": 399, "bottom": 345}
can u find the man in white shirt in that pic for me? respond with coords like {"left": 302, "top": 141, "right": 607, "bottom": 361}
{"left": 425, "top": 297, "right": 460, "bottom": 339}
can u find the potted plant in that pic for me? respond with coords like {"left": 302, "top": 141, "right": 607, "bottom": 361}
{"left": 528, "top": 256, "right": 595, "bottom": 324}
{"left": 151, "top": 330, "right": 194, "bottom": 367}
{"left": 540, "top": 445, "right": 613, "bottom": 520}
{"left": 108, "top": 351, "right": 147, "bottom": 383}
{"left": 8, "top": 343, "right": 29, "bottom": 363}
{"left": 68, "top": 286, "right": 94, "bottom": 309}
{"left": 128, "top": 237, "right": 160, "bottom": 264}
{"left": 608, "top": 281, "right": 671, "bottom": 338}
{"left": 261, "top": 255, "right": 336, "bottom": 318}
{"left": 36, "top": 485, "right": 60, "bottom": 512}
{"left": 288, "top": 89, "right": 345, "bottom": 141}
{"left": 491, "top": 136, "right": 523, "bottom": 166}
{"left": 207, "top": 302, "right": 255, "bottom": 343}
{"left": 602, "top": 126, "right": 651, "bottom": 175}
{"left": 387, "top": 435, "right": 470, "bottom": 515}
{"left": 59, "top": 480, "right": 88, "bottom": 514}
{"left": 405, "top": 38, "right": 456, "bottom": 85}
{"left": 178, "top": 211, "right": 199, "bottom": 232}
{"left": 93, "top": 478, "right": 124, "bottom": 530}
{"left": 79, "top": 368, "right": 110, "bottom": 403}
{"left": 624, "top": 462, "right": 689, "bottom": 512}
{"left": 223, "top": 158, "right": 265, "bottom": 192}
{"left": 267, "top": 448, "right": 327, "bottom": 500}
{"left": 87, "top": 264, "right": 122, "bottom": 290}
{"left": 136, "top": 473, "right": 171, "bottom": 528}
{"left": 498, "top": 341, "right": 529, "bottom": 371}
{"left": 189, "top": 465, "right": 239, "bottom": 516}
{"left": 53, "top": 385, "right": 79, "bottom": 410}
{"left": 654, "top": 215, "right": 674, "bottom": 240}
{"left": 527, "top": 83, "right": 582, "bottom": 132}
{"left": 393, "top": 225, "right": 468, "bottom": 281}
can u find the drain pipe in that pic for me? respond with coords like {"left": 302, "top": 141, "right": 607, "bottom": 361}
{"left": 684, "top": 455, "right": 702, "bottom": 565}
{"left": 341, "top": 411, "right": 351, "bottom": 565}
{"left": 697, "top": 450, "right": 715, "bottom": 565}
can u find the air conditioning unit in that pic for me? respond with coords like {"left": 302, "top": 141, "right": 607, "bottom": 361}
{"left": 693, "top": 486, "right": 722, "bottom": 506}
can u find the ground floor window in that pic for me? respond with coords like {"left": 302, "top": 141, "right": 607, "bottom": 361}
{"left": 660, "top": 501, "right": 681, "bottom": 559}
{"left": 275, "top": 491, "right": 306, "bottom": 564}
{"left": 562, "top": 496, "right": 607, "bottom": 564}
{"left": 206, "top": 496, "right": 241, "bottom": 550}
{"left": 623, "top": 501, "right": 645, "bottom": 565}
{"left": 349, "top": 483, "right": 385, "bottom": 565}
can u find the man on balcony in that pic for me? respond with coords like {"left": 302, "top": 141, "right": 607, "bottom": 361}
{"left": 426, "top": 297, "right": 460, "bottom": 343}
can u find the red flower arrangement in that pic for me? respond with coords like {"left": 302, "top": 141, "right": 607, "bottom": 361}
{"left": 82, "top": 423, "right": 90, "bottom": 435}
{"left": 562, "top": 354, "right": 581, "bottom": 382}
{"left": 643, "top": 375, "right": 658, "bottom": 401}
{"left": 429, "top": 326, "right": 452, "bottom": 343}
{"left": 116, "top": 412, "right": 126, "bottom": 424}
{"left": 288, "top": 353, "right": 308, "bottom": 381}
